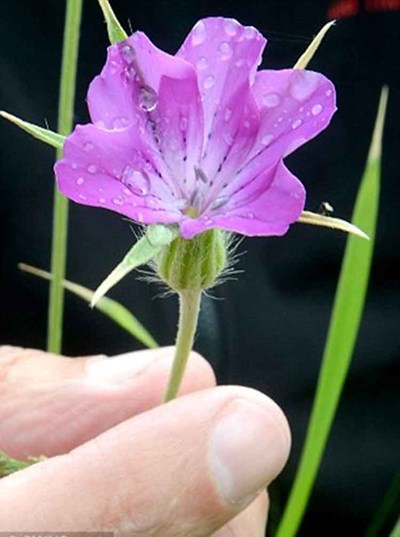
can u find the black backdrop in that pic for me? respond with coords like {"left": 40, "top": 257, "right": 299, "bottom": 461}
{"left": 0, "top": 1, "right": 399, "bottom": 535}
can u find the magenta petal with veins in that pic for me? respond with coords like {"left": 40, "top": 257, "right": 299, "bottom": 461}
{"left": 55, "top": 17, "right": 336, "bottom": 239}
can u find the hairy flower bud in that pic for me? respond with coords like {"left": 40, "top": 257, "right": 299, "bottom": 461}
{"left": 156, "top": 229, "right": 228, "bottom": 292}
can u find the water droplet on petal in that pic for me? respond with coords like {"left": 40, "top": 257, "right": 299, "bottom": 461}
{"left": 291, "top": 71, "right": 320, "bottom": 101}
{"left": 224, "top": 18, "right": 239, "bottom": 37}
{"left": 112, "top": 196, "right": 124, "bottom": 205}
{"left": 121, "top": 45, "right": 135, "bottom": 64}
{"left": 84, "top": 142, "right": 94, "bottom": 152}
{"left": 311, "top": 104, "right": 323, "bottom": 116}
{"left": 325, "top": 89, "right": 332, "bottom": 97}
{"left": 218, "top": 41, "right": 233, "bottom": 60}
{"left": 261, "top": 133, "right": 274, "bottom": 146}
{"left": 87, "top": 164, "right": 97, "bottom": 174}
{"left": 79, "top": 194, "right": 87, "bottom": 201}
{"left": 191, "top": 21, "right": 207, "bottom": 46}
{"left": 244, "top": 26, "right": 257, "bottom": 40}
{"left": 99, "top": 198, "right": 106, "bottom": 204}
{"left": 292, "top": 119, "right": 302, "bottom": 129}
{"left": 247, "top": 212, "right": 255, "bottom": 219}
{"left": 137, "top": 212, "right": 144, "bottom": 222}
{"left": 180, "top": 116, "right": 188, "bottom": 131}
{"left": 71, "top": 162, "right": 78, "bottom": 169}
{"left": 196, "top": 57, "right": 208, "bottom": 70}
{"left": 210, "top": 196, "right": 228, "bottom": 211}
{"left": 112, "top": 116, "right": 129, "bottom": 129}
{"left": 224, "top": 108, "right": 233, "bottom": 122}
{"left": 76, "top": 177, "right": 84, "bottom": 186}
{"left": 121, "top": 165, "right": 151, "bottom": 196}
{"left": 235, "top": 59, "right": 245, "bottom": 68}
{"left": 139, "top": 86, "right": 158, "bottom": 112}
{"left": 262, "top": 93, "right": 281, "bottom": 108}
{"left": 203, "top": 75, "right": 215, "bottom": 90}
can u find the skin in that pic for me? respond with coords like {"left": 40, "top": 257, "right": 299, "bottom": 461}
{"left": 0, "top": 345, "right": 291, "bottom": 536}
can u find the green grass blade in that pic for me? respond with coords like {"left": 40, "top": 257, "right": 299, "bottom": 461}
{"left": 20, "top": 263, "right": 158, "bottom": 349}
{"left": 366, "top": 472, "right": 400, "bottom": 537}
{"left": 47, "top": 0, "right": 83, "bottom": 354}
{"left": 0, "top": 111, "right": 65, "bottom": 149}
{"left": 276, "top": 86, "right": 389, "bottom": 537}
{"left": 97, "top": 0, "right": 128, "bottom": 43}
{"left": 390, "top": 520, "right": 400, "bottom": 537}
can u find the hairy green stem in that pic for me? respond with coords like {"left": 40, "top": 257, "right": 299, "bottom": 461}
{"left": 47, "top": 0, "right": 83, "bottom": 353}
{"left": 163, "top": 290, "right": 202, "bottom": 402}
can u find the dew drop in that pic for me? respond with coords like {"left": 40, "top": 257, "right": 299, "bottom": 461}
{"left": 224, "top": 108, "right": 233, "bottom": 122}
{"left": 325, "top": 89, "right": 332, "bottom": 97}
{"left": 112, "top": 116, "right": 129, "bottom": 129}
{"left": 112, "top": 196, "right": 124, "bottom": 205}
{"left": 180, "top": 116, "right": 188, "bottom": 131}
{"left": 99, "top": 198, "right": 106, "bottom": 204}
{"left": 139, "top": 86, "right": 158, "bottom": 112}
{"left": 191, "top": 21, "right": 207, "bottom": 46}
{"left": 211, "top": 196, "right": 228, "bottom": 211}
{"left": 203, "top": 75, "right": 215, "bottom": 90}
{"left": 121, "top": 165, "right": 151, "bottom": 196}
{"left": 261, "top": 133, "right": 274, "bottom": 146}
{"left": 196, "top": 57, "right": 208, "bottom": 70}
{"left": 244, "top": 26, "right": 257, "bottom": 40}
{"left": 76, "top": 177, "right": 84, "bottom": 186}
{"left": 84, "top": 142, "right": 94, "bottom": 152}
{"left": 291, "top": 119, "right": 302, "bottom": 129}
{"left": 224, "top": 18, "right": 239, "bottom": 37}
{"left": 218, "top": 41, "right": 233, "bottom": 60}
{"left": 71, "top": 162, "right": 78, "bottom": 170}
{"left": 87, "top": 164, "right": 97, "bottom": 174}
{"left": 247, "top": 212, "right": 255, "bottom": 219}
{"left": 79, "top": 194, "right": 87, "bottom": 201}
{"left": 235, "top": 59, "right": 245, "bottom": 68}
{"left": 137, "top": 212, "right": 144, "bottom": 222}
{"left": 311, "top": 104, "right": 323, "bottom": 116}
{"left": 262, "top": 93, "right": 281, "bottom": 108}
{"left": 121, "top": 45, "right": 135, "bottom": 64}
{"left": 291, "top": 71, "right": 320, "bottom": 101}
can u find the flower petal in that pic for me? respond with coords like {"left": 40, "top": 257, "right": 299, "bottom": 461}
{"left": 238, "top": 69, "right": 336, "bottom": 181}
{"left": 87, "top": 31, "right": 200, "bottom": 130}
{"left": 176, "top": 17, "right": 266, "bottom": 145}
{"left": 179, "top": 161, "right": 305, "bottom": 238}
{"left": 55, "top": 124, "right": 183, "bottom": 226}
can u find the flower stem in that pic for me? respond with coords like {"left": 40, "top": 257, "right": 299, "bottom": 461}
{"left": 47, "top": 0, "right": 83, "bottom": 353}
{"left": 163, "top": 290, "right": 202, "bottom": 402}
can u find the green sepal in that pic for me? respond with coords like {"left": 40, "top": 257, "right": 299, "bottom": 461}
{"left": 97, "top": 0, "right": 128, "bottom": 44}
{"left": 91, "top": 224, "right": 179, "bottom": 307}
{"left": 294, "top": 20, "right": 336, "bottom": 69}
{"left": 0, "top": 111, "right": 65, "bottom": 149}
{"left": 156, "top": 229, "right": 228, "bottom": 292}
{"left": 19, "top": 263, "right": 158, "bottom": 349}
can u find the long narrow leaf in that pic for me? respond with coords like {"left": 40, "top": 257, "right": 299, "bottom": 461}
{"left": 0, "top": 111, "right": 65, "bottom": 149}
{"left": 277, "top": 86, "right": 389, "bottom": 537}
{"left": 19, "top": 263, "right": 158, "bottom": 349}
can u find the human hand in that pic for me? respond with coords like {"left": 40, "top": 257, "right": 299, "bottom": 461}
{"left": 0, "top": 345, "right": 290, "bottom": 536}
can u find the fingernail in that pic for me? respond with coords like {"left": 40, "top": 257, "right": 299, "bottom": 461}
{"left": 209, "top": 398, "right": 290, "bottom": 507}
{"left": 86, "top": 349, "right": 169, "bottom": 384}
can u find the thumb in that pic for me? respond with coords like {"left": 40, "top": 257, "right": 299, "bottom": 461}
{"left": 0, "top": 386, "right": 290, "bottom": 536}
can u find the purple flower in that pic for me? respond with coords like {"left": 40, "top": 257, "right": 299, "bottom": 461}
{"left": 55, "top": 17, "right": 336, "bottom": 239}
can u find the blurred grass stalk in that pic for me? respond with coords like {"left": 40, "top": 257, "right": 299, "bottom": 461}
{"left": 276, "top": 87, "right": 389, "bottom": 537}
{"left": 47, "top": 0, "right": 83, "bottom": 353}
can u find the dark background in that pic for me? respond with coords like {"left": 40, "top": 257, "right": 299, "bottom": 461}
{"left": 0, "top": 1, "right": 399, "bottom": 535}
